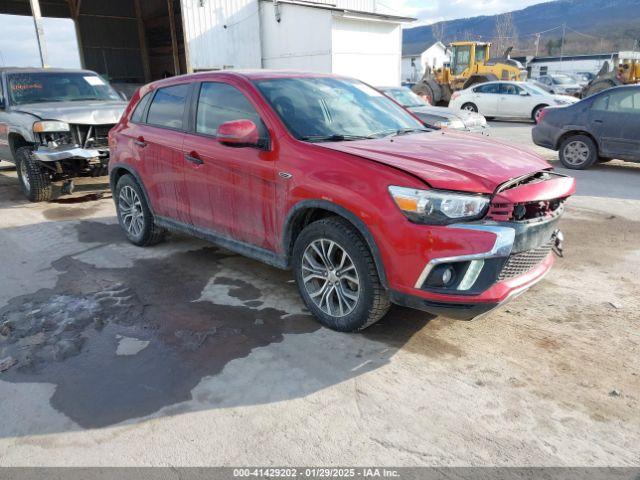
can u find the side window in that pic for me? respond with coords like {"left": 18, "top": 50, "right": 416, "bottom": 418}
{"left": 130, "top": 92, "right": 152, "bottom": 123}
{"left": 591, "top": 94, "right": 609, "bottom": 111}
{"left": 146, "top": 84, "right": 190, "bottom": 129}
{"left": 475, "top": 83, "right": 499, "bottom": 94}
{"left": 500, "top": 83, "right": 520, "bottom": 95}
{"left": 196, "top": 82, "right": 266, "bottom": 138}
{"left": 608, "top": 90, "right": 640, "bottom": 113}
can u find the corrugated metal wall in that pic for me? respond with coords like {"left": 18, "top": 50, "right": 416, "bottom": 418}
{"left": 180, "top": 0, "right": 262, "bottom": 71}
{"left": 77, "top": 0, "right": 143, "bottom": 82}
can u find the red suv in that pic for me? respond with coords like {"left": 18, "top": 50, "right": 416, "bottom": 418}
{"left": 109, "top": 71, "right": 575, "bottom": 332}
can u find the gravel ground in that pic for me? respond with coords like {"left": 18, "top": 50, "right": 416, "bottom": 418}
{"left": 0, "top": 123, "right": 638, "bottom": 467}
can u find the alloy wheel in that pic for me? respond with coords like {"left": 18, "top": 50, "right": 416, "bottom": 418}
{"left": 563, "top": 140, "right": 590, "bottom": 166}
{"left": 19, "top": 160, "right": 30, "bottom": 191}
{"left": 118, "top": 185, "right": 144, "bottom": 237}
{"left": 301, "top": 239, "right": 360, "bottom": 317}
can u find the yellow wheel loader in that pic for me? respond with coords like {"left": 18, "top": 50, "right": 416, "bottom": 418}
{"left": 582, "top": 52, "right": 640, "bottom": 98}
{"left": 413, "top": 41, "right": 527, "bottom": 105}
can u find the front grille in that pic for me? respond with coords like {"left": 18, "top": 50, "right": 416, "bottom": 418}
{"left": 498, "top": 242, "right": 554, "bottom": 281}
{"left": 70, "top": 124, "right": 114, "bottom": 149}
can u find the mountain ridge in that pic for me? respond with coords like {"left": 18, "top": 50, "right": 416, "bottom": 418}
{"left": 403, "top": 0, "right": 640, "bottom": 56}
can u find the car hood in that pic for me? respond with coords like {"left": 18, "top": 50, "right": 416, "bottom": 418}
{"left": 14, "top": 100, "right": 127, "bottom": 125}
{"left": 316, "top": 131, "right": 550, "bottom": 193}
{"left": 553, "top": 94, "right": 579, "bottom": 104}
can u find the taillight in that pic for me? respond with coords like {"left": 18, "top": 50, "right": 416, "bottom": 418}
{"left": 537, "top": 108, "right": 548, "bottom": 123}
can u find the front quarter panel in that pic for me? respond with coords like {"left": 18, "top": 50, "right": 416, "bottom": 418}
{"left": 279, "top": 140, "right": 496, "bottom": 291}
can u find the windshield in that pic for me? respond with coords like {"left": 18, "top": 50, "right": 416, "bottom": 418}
{"left": 553, "top": 75, "right": 575, "bottom": 85}
{"left": 7, "top": 72, "right": 121, "bottom": 105}
{"left": 383, "top": 87, "right": 428, "bottom": 108}
{"left": 522, "top": 83, "right": 549, "bottom": 96}
{"left": 254, "top": 77, "right": 426, "bottom": 142}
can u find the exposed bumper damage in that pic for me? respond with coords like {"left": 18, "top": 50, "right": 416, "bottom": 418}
{"left": 32, "top": 146, "right": 106, "bottom": 163}
{"left": 388, "top": 170, "right": 576, "bottom": 320}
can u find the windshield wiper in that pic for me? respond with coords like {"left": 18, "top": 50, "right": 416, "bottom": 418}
{"left": 300, "top": 134, "right": 372, "bottom": 143}
{"left": 393, "top": 128, "right": 431, "bottom": 136}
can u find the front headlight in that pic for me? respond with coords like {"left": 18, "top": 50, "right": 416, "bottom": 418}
{"left": 33, "top": 121, "right": 70, "bottom": 133}
{"left": 388, "top": 186, "right": 490, "bottom": 225}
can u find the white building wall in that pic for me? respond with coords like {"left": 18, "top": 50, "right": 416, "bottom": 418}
{"left": 401, "top": 43, "right": 449, "bottom": 83}
{"left": 180, "top": 0, "right": 262, "bottom": 71}
{"left": 260, "top": 2, "right": 333, "bottom": 72}
{"left": 331, "top": 16, "right": 402, "bottom": 86}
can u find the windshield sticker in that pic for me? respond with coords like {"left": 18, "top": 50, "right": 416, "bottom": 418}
{"left": 84, "top": 76, "right": 106, "bottom": 86}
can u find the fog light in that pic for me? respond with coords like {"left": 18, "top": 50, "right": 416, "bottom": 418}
{"left": 442, "top": 266, "right": 454, "bottom": 285}
{"left": 427, "top": 264, "right": 457, "bottom": 288}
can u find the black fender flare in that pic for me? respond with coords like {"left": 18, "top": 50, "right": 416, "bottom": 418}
{"left": 109, "top": 164, "right": 155, "bottom": 215}
{"left": 282, "top": 199, "right": 389, "bottom": 289}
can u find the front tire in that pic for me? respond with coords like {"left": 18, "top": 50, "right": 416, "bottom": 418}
{"left": 15, "top": 147, "right": 52, "bottom": 202}
{"left": 559, "top": 135, "right": 598, "bottom": 170}
{"left": 293, "top": 217, "right": 390, "bottom": 332}
{"left": 461, "top": 102, "right": 478, "bottom": 113}
{"left": 115, "top": 174, "right": 166, "bottom": 246}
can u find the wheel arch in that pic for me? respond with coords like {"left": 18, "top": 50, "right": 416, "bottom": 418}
{"left": 8, "top": 133, "right": 33, "bottom": 160}
{"left": 555, "top": 130, "right": 600, "bottom": 153}
{"left": 283, "top": 200, "right": 388, "bottom": 288}
{"left": 109, "top": 164, "right": 155, "bottom": 215}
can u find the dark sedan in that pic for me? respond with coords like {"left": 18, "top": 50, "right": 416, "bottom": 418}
{"left": 532, "top": 85, "right": 640, "bottom": 169}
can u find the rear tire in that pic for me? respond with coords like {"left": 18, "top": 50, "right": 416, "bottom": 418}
{"left": 293, "top": 217, "right": 390, "bottom": 332}
{"left": 559, "top": 135, "right": 598, "bottom": 170}
{"left": 461, "top": 103, "right": 478, "bottom": 113}
{"left": 114, "top": 174, "right": 166, "bottom": 246}
{"left": 15, "top": 147, "right": 52, "bottom": 202}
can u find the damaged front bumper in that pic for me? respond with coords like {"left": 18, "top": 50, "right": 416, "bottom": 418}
{"left": 32, "top": 145, "right": 107, "bottom": 162}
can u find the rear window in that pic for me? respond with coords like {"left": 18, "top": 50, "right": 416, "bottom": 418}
{"left": 474, "top": 84, "right": 499, "bottom": 94}
{"left": 130, "top": 92, "right": 152, "bottom": 123}
{"left": 146, "top": 84, "right": 190, "bottom": 129}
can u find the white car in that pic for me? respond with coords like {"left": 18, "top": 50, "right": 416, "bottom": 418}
{"left": 449, "top": 81, "right": 579, "bottom": 123}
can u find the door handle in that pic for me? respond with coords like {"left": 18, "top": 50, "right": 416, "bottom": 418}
{"left": 184, "top": 152, "right": 204, "bottom": 165}
{"left": 593, "top": 119, "right": 604, "bottom": 124}
{"left": 134, "top": 138, "right": 147, "bottom": 148}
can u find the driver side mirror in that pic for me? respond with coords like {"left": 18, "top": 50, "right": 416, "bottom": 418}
{"left": 217, "top": 119, "right": 261, "bottom": 148}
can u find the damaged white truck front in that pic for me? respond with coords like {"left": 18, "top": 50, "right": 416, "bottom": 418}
{"left": 0, "top": 67, "right": 127, "bottom": 202}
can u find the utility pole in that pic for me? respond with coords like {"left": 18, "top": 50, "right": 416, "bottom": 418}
{"left": 29, "top": 0, "right": 48, "bottom": 67}
{"left": 534, "top": 33, "right": 540, "bottom": 57}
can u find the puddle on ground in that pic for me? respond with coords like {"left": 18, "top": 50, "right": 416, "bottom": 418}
{"left": 0, "top": 220, "right": 436, "bottom": 430}
{"left": 0, "top": 245, "right": 319, "bottom": 428}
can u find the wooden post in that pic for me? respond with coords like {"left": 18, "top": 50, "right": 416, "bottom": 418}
{"left": 167, "top": 0, "right": 180, "bottom": 76}
{"left": 135, "top": 0, "right": 151, "bottom": 82}
{"left": 29, "top": 0, "right": 48, "bottom": 67}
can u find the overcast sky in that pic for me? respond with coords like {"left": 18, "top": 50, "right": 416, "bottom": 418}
{"left": 0, "top": 1, "right": 551, "bottom": 68}
{"left": 0, "top": 14, "right": 80, "bottom": 68}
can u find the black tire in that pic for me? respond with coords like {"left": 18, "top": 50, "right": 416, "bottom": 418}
{"left": 114, "top": 174, "right": 166, "bottom": 246}
{"left": 559, "top": 135, "right": 598, "bottom": 170}
{"left": 532, "top": 104, "right": 548, "bottom": 123}
{"left": 293, "top": 217, "right": 390, "bottom": 332}
{"left": 461, "top": 102, "right": 478, "bottom": 113}
{"left": 15, "top": 146, "right": 52, "bottom": 202}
